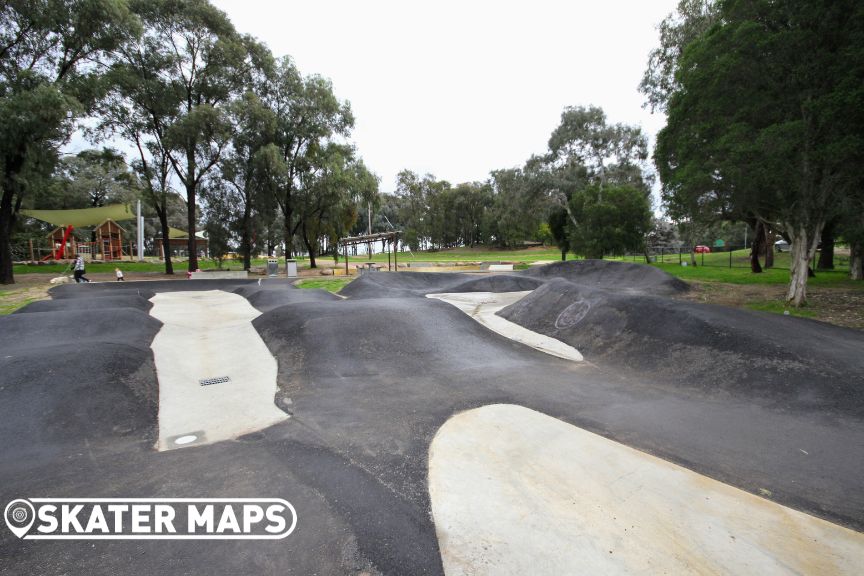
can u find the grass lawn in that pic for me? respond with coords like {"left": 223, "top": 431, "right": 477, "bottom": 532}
{"left": 743, "top": 300, "right": 818, "bottom": 318}
{"left": 0, "top": 282, "right": 52, "bottom": 315}
{"left": 652, "top": 261, "right": 863, "bottom": 290}
{"left": 295, "top": 278, "right": 354, "bottom": 293}
{"left": 12, "top": 259, "right": 254, "bottom": 275}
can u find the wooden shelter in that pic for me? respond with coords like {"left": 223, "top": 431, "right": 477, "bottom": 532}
{"left": 338, "top": 231, "right": 401, "bottom": 275}
{"left": 157, "top": 227, "right": 209, "bottom": 259}
{"left": 94, "top": 218, "right": 126, "bottom": 261}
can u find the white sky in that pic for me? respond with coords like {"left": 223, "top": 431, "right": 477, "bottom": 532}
{"left": 210, "top": 0, "right": 678, "bottom": 192}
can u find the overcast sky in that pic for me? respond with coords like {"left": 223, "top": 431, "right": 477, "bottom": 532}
{"left": 209, "top": 0, "right": 678, "bottom": 192}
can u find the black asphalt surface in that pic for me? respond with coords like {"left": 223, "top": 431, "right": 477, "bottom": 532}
{"left": 1, "top": 262, "right": 862, "bottom": 575}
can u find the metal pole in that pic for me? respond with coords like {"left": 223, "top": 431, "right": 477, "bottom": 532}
{"left": 136, "top": 200, "right": 144, "bottom": 262}
{"left": 729, "top": 248, "right": 733, "bottom": 268}
{"left": 394, "top": 236, "right": 398, "bottom": 271}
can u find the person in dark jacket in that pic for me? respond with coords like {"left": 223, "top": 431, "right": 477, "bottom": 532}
{"left": 73, "top": 255, "right": 90, "bottom": 283}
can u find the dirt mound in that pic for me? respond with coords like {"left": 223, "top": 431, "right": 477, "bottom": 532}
{"left": 499, "top": 278, "right": 864, "bottom": 415}
{"left": 523, "top": 260, "right": 689, "bottom": 295}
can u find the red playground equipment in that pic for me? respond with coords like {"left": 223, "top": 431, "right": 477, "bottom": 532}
{"left": 44, "top": 225, "right": 75, "bottom": 260}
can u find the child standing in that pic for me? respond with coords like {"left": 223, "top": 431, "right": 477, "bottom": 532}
{"left": 115, "top": 267, "right": 125, "bottom": 281}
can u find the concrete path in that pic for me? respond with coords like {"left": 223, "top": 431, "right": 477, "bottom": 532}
{"left": 429, "top": 404, "right": 864, "bottom": 576}
{"left": 149, "top": 290, "right": 287, "bottom": 450}
{"left": 427, "top": 291, "right": 583, "bottom": 361}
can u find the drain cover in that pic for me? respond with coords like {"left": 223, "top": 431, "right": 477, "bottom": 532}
{"left": 199, "top": 376, "right": 231, "bottom": 386}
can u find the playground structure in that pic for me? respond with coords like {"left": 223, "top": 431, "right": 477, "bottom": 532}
{"left": 44, "top": 225, "right": 75, "bottom": 260}
{"left": 40, "top": 218, "right": 130, "bottom": 261}
{"left": 20, "top": 203, "right": 144, "bottom": 262}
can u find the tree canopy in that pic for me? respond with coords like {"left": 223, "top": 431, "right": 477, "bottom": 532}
{"left": 0, "top": 0, "right": 140, "bottom": 283}
{"left": 654, "top": 0, "right": 864, "bottom": 304}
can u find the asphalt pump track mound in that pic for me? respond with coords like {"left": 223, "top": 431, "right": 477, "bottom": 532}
{"left": 1, "top": 261, "right": 862, "bottom": 575}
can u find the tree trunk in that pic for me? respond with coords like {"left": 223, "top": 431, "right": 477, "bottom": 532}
{"left": 850, "top": 241, "right": 863, "bottom": 280}
{"left": 816, "top": 222, "right": 834, "bottom": 270}
{"left": 749, "top": 220, "right": 764, "bottom": 273}
{"left": 0, "top": 157, "right": 25, "bottom": 284}
{"left": 186, "top": 188, "right": 198, "bottom": 271}
{"left": 302, "top": 222, "right": 316, "bottom": 268}
{"left": 158, "top": 208, "right": 174, "bottom": 275}
{"left": 0, "top": 189, "right": 15, "bottom": 285}
{"left": 786, "top": 222, "right": 823, "bottom": 307}
{"left": 560, "top": 248, "right": 566, "bottom": 261}
{"left": 283, "top": 206, "right": 294, "bottom": 259}
{"left": 241, "top": 197, "right": 253, "bottom": 270}
{"left": 764, "top": 227, "right": 775, "bottom": 269}
{"left": 185, "top": 146, "right": 198, "bottom": 271}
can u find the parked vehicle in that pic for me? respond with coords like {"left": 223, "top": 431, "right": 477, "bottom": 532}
{"left": 695, "top": 245, "right": 711, "bottom": 253}
{"left": 775, "top": 240, "right": 790, "bottom": 252}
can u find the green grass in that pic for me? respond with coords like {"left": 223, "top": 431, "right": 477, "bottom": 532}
{"left": 0, "top": 290, "right": 24, "bottom": 314}
{"left": 294, "top": 278, "right": 354, "bottom": 293}
{"left": 12, "top": 258, "right": 259, "bottom": 275}
{"left": 652, "top": 262, "right": 863, "bottom": 288}
{"left": 744, "top": 300, "right": 818, "bottom": 318}
{"left": 0, "top": 297, "right": 34, "bottom": 315}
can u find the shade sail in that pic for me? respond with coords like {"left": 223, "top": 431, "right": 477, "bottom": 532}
{"left": 21, "top": 204, "right": 135, "bottom": 227}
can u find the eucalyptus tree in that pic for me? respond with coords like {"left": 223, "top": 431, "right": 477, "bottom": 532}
{"left": 58, "top": 148, "right": 137, "bottom": 208}
{"left": 110, "top": 0, "right": 271, "bottom": 271}
{"left": 533, "top": 106, "right": 651, "bottom": 260}
{"left": 298, "top": 145, "right": 378, "bottom": 267}
{"left": 547, "top": 105, "right": 648, "bottom": 200}
{"left": 219, "top": 92, "right": 278, "bottom": 269}
{"left": 394, "top": 170, "right": 449, "bottom": 251}
{"left": 639, "top": 0, "right": 719, "bottom": 113}
{"left": 487, "top": 168, "right": 545, "bottom": 248}
{"left": 0, "top": 0, "right": 139, "bottom": 284}
{"left": 264, "top": 57, "right": 354, "bottom": 258}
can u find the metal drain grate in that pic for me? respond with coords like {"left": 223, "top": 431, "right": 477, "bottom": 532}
{"left": 199, "top": 376, "right": 231, "bottom": 387}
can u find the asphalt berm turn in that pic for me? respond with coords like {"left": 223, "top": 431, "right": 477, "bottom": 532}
{"left": 1, "top": 261, "right": 862, "bottom": 575}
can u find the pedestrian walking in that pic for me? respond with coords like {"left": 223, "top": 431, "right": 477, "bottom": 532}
{"left": 115, "top": 267, "right": 125, "bottom": 281}
{"left": 73, "top": 254, "right": 90, "bottom": 283}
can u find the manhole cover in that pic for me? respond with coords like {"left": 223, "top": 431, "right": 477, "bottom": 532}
{"left": 199, "top": 376, "right": 231, "bottom": 386}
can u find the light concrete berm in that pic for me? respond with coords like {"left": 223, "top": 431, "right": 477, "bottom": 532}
{"left": 427, "top": 291, "right": 583, "bottom": 362}
{"left": 149, "top": 290, "right": 288, "bottom": 450}
{"left": 429, "top": 404, "right": 864, "bottom": 575}
{"left": 190, "top": 270, "right": 248, "bottom": 279}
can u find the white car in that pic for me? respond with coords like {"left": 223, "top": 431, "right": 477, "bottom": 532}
{"left": 775, "top": 239, "right": 790, "bottom": 252}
